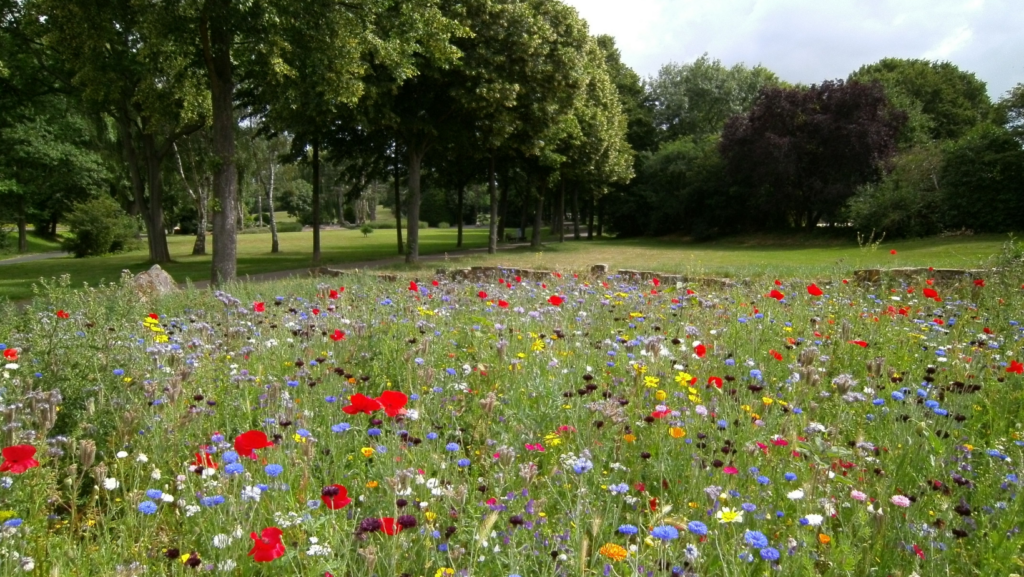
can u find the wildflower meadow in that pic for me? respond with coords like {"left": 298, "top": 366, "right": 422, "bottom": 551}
{"left": 1, "top": 266, "right": 1024, "bottom": 576}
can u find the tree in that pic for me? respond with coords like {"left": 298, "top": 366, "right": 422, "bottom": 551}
{"left": 720, "top": 80, "right": 907, "bottom": 230}
{"left": 650, "top": 54, "right": 779, "bottom": 142}
{"left": 32, "top": 0, "right": 208, "bottom": 264}
{"left": 940, "top": 124, "right": 1024, "bottom": 233}
{"left": 995, "top": 83, "right": 1024, "bottom": 143}
{"left": 846, "top": 143, "right": 945, "bottom": 238}
{"left": 850, "top": 58, "right": 991, "bottom": 142}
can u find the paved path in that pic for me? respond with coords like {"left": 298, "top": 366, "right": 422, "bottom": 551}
{"left": 0, "top": 251, "right": 68, "bottom": 266}
{"left": 182, "top": 243, "right": 529, "bottom": 290}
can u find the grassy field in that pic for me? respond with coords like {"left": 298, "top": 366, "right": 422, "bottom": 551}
{"left": 419, "top": 233, "right": 1013, "bottom": 279}
{"left": 0, "top": 231, "right": 65, "bottom": 259}
{"left": 0, "top": 228, "right": 488, "bottom": 301}
{"left": 1, "top": 256, "right": 1022, "bottom": 575}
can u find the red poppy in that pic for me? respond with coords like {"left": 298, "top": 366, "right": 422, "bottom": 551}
{"left": 312, "top": 308, "right": 320, "bottom": 316}
{"left": 913, "top": 543, "right": 924, "bottom": 560}
{"left": 329, "top": 329, "right": 345, "bottom": 342}
{"left": 515, "top": 276, "right": 522, "bottom": 283}
{"left": 768, "top": 290, "right": 784, "bottom": 301}
{"left": 686, "top": 289, "right": 696, "bottom": 295}
{"left": 376, "top": 390, "right": 408, "bottom": 417}
{"left": 338, "top": 286, "right": 345, "bottom": 292}
{"left": 478, "top": 291, "right": 488, "bottom": 299}
{"left": 431, "top": 280, "right": 438, "bottom": 286}
{"left": 769, "top": 349, "right": 783, "bottom": 361}
{"left": 248, "top": 527, "right": 285, "bottom": 562}
{"left": 342, "top": 393, "right": 383, "bottom": 415}
{"left": 253, "top": 302, "right": 265, "bottom": 313}
{"left": 848, "top": 340, "right": 869, "bottom": 348}
{"left": 973, "top": 279, "right": 985, "bottom": 287}
{"left": 56, "top": 310, "right": 70, "bottom": 319}
{"left": 234, "top": 430, "right": 274, "bottom": 460}
{"left": 922, "top": 287, "right": 940, "bottom": 301}
{"left": 321, "top": 484, "right": 352, "bottom": 510}
{"left": 193, "top": 451, "right": 217, "bottom": 470}
{"left": 409, "top": 281, "right": 419, "bottom": 292}
{"left": 651, "top": 408, "right": 672, "bottom": 419}
{"left": 3, "top": 349, "right": 17, "bottom": 361}
{"left": 806, "top": 284, "right": 823, "bottom": 297}
{"left": 774, "top": 279, "right": 782, "bottom": 286}
{"left": 652, "top": 278, "right": 660, "bottom": 287}
{"left": 148, "top": 313, "right": 159, "bottom": 320}
{"left": 0, "top": 445, "right": 39, "bottom": 474}
{"left": 708, "top": 376, "right": 723, "bottom": 388}
{"left": 380, "top": 517, "right": 402, "bottom": 535}
{"left": 1008, "top": 360, "right": 1024, "bottom": 375}
{"left": 649, "top": 497, "right": 658, "bottom": 512}
{"left": 983, "top": 327, "right": 993, "bottom": 334}
{"left": 694, "top": 343, "right": 706, "bottom": 358}
{"left": 548, "top": 295, "right": 563, "bottom": 307}
{"left": 497, "top": 300, "right": 509, "bottom": 308}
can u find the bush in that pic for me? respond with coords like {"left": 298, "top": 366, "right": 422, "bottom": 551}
{"left": 62, "top": 196, "right": 139, "bottom": 257}
{"left": 940, "top": 124, "right": 1024, "bottom": 233}
{"left": 437, "top": 222, "right": 450, "bottom": 229}
{"left": 368, "top": 222, "right": 396, "bottom": 230}
{"left": 847, "top": 144, "right": 945, "bottom": 238}
{"left": 275, "top": 222, "right": 304, "bottom": 233}
{"left": 359, "top": 224, "right": 374, "bottom": 237}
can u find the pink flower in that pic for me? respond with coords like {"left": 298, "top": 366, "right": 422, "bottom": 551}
{"left": 890, "top": 495, "right": 911, "bottom": 507}
{"left": 722, "top": 466, "right": 738, "bottom": 475}
{"left": 850, "top": 490, "right": 867, "bottom": 501}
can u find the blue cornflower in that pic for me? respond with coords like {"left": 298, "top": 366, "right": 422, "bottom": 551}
{"left": 891, "top": 391, "right": 905, "bottom": 402}
{"left": 222, "top": 451, "right": 239, "bottom": 464}
{"left": 201, "top": 496, "right": 225, "bottom": 507}
{"left": 741, "top": 503, "right": 757, "bottom": 512}
{"left": 446, "top": 368, "right": 457, "bottom": 376}
{"left": 457, "top": 458, "right": 471, "bottom": 467}
{"left": 286, "top": 380, "right": 299, "bottom": 388}
{"left": 427, "top": 432, "right": 439, "bottom": 440}
{"left": 618, "top": 524, "right": 639, "bottom": 535}
{"left": 265, "top": 464, "right": 284, "bottom": 477}
{"left": 145, "top": 489, "right": 163, "bottom": 500}
{"left": 438, "top": 543, "right": 449, "bottom": 552}
{"left": 873, "top": 398, "right": 885, "bottom": 406}
{"left": 296, "top": 429, "right": 311, "bottom": 438}
{"left": 137, "top": 501, "right": 158, "bottom": 515}
{"left": 572, "top": 457, "right": 593, "bottom": 474}
{"left": 759, "top": 547, "right": 780, "bottom": 561}
{"left": 750, "top": 369, "right": 763, "bottom": 381}
{"left": 687, "top": 521, "right": 708, "bottom": 536}
{"left": 744, "top": 530, "right": 768, "bottom": 548}
{"left": 224, "top": 463, "right": 244, "bottom": 476}
{"left": 367, "top": 428, "right": 382, "bottom": 437}
{"left": 784, "top": 472, "right": 797, "bottom": 481}
{"left": 756, "top": 475, "right": 771, "bottom": 485}
{"left": 717, "top": 419, "right": 728, "bottom": 429}
{"left": 113, "top": 369, "right": 125, "bottom": 376}
{"left": 325, "top": 396, "right": 338, "bottom": 403}
{"left": 609, "top": 483, "right": 629, "bottom": 495}
{"left": 332, "top": 423, "right": 351, "bottom": 433}
{"left": 3, "top": 518, "right": 22, "bottom": 527}
{"left": 651, "top": 525, "right": 679, "bottom": 541}
{"left": 446, "top": 442, "right": 460, "bottom": 452}
{"left": 211, "top": 433, "right": 225, "bottom": 443}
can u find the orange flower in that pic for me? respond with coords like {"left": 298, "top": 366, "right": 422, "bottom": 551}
{"left": 668, "top": 427, "right": 686, "bottom": 439}
{"left": 623, "top": 434, "right": 636, "bottom": 443}
{"left": 598, "top": 543, "right": 628, "bottom": 562}
{"left": 818, "top": 533, "right": 831, "bottom": 545}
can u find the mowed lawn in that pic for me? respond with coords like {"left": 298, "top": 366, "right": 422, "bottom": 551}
{"left": 418, "top": 233, "right": 1014, "bottom": 279}
{"left": 0, "top": 228, "right": 489, "bottom": 301}
{"left": 0, "top": 232, "right": 65, "bottom": 259}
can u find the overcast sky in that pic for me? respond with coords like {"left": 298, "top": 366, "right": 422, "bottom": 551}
{"left": 563, "top": 0, "right": 1023, "bottom": 99}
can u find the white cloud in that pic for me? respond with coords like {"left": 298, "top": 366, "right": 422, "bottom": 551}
{"left": 565, "top": 0, "right": 1023, "bottom": 97}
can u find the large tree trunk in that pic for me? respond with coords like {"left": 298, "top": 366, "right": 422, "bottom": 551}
{"left": 405, "top": 145, "right": 424, "bottom": 263}
{"left": 17, "top": 215, "right": 27, "bottom": 254}
{"left": 267, "top": 162, "right": 279, "bottom": 253}
{"left": 142, "top": 135, "right": 172, "bottom": 263}
{"left": 116, "top": 114, "right": 160, "bottom": 254}
{"left": 497, "top": 167, "right": 509, "bottom": 242}
{"left": 312, "top": 139, "right": 322, "bottom": 265}
{"left": 393, "top": 158, "right": 403, "bottom": 255}
{"left": 556, "top": 177, "right": 565, "bottom": 243}
{"left": 457, "top": 184, "right": 464, "bottom": 248}
{"left": 530, "top": 180, "right": 545, "bottom": 249}
{"left": 487, "top": 154, "right": 498, "bottom": 253}
{"left": 193, "top": 187, "right": 208, "bottom": 255}
{"left": 572, "top": 185, "right": 580, "bottom": 240}
{"left": 587, "top": 191, "right": 595, "bottom": 240}
{"left": 597, "top": 198, "right": 604, "bottom": 238}
{"left": 203, "top": 7, "right": 238, "bottom": 286}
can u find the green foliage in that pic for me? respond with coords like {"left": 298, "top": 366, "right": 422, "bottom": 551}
{"left": 995, "top": 83, "right": 1024, "bottom": 143}
{"left": 850, "top": 58, "right": 992, "bottom": 141}
{"left": 61, "top": 196, "right": 139, "bottom": 257}
{"left": 847, "top": 144, "right": 945, "bottom": 237}
{"left": 939, "top": 123, "right": 1024, "bottom": 232}
{"left": 359, "top": 223, "right": 374, "bottom": 237}
{"left": 650, "top": 53, "right": 779, "bottom": 142}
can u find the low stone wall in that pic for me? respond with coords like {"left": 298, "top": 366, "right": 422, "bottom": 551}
{"left": 853, "top": 267, "right": 987, "bottom": 283}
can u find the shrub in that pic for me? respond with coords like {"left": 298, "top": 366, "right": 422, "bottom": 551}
{"left": 360, "top": 224, "right": 374, "bottom": 237}
{"left": 437, "top": 222, "right": 450, "bottom": 229}
{"left": 847, "top": 144, "right": 945, "bottom": 238}
{"left": 275, "top": 222, "right": 304, "bottom": 233}
{"left": 62, "top": 196, "right": 139, "bottom": 257}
